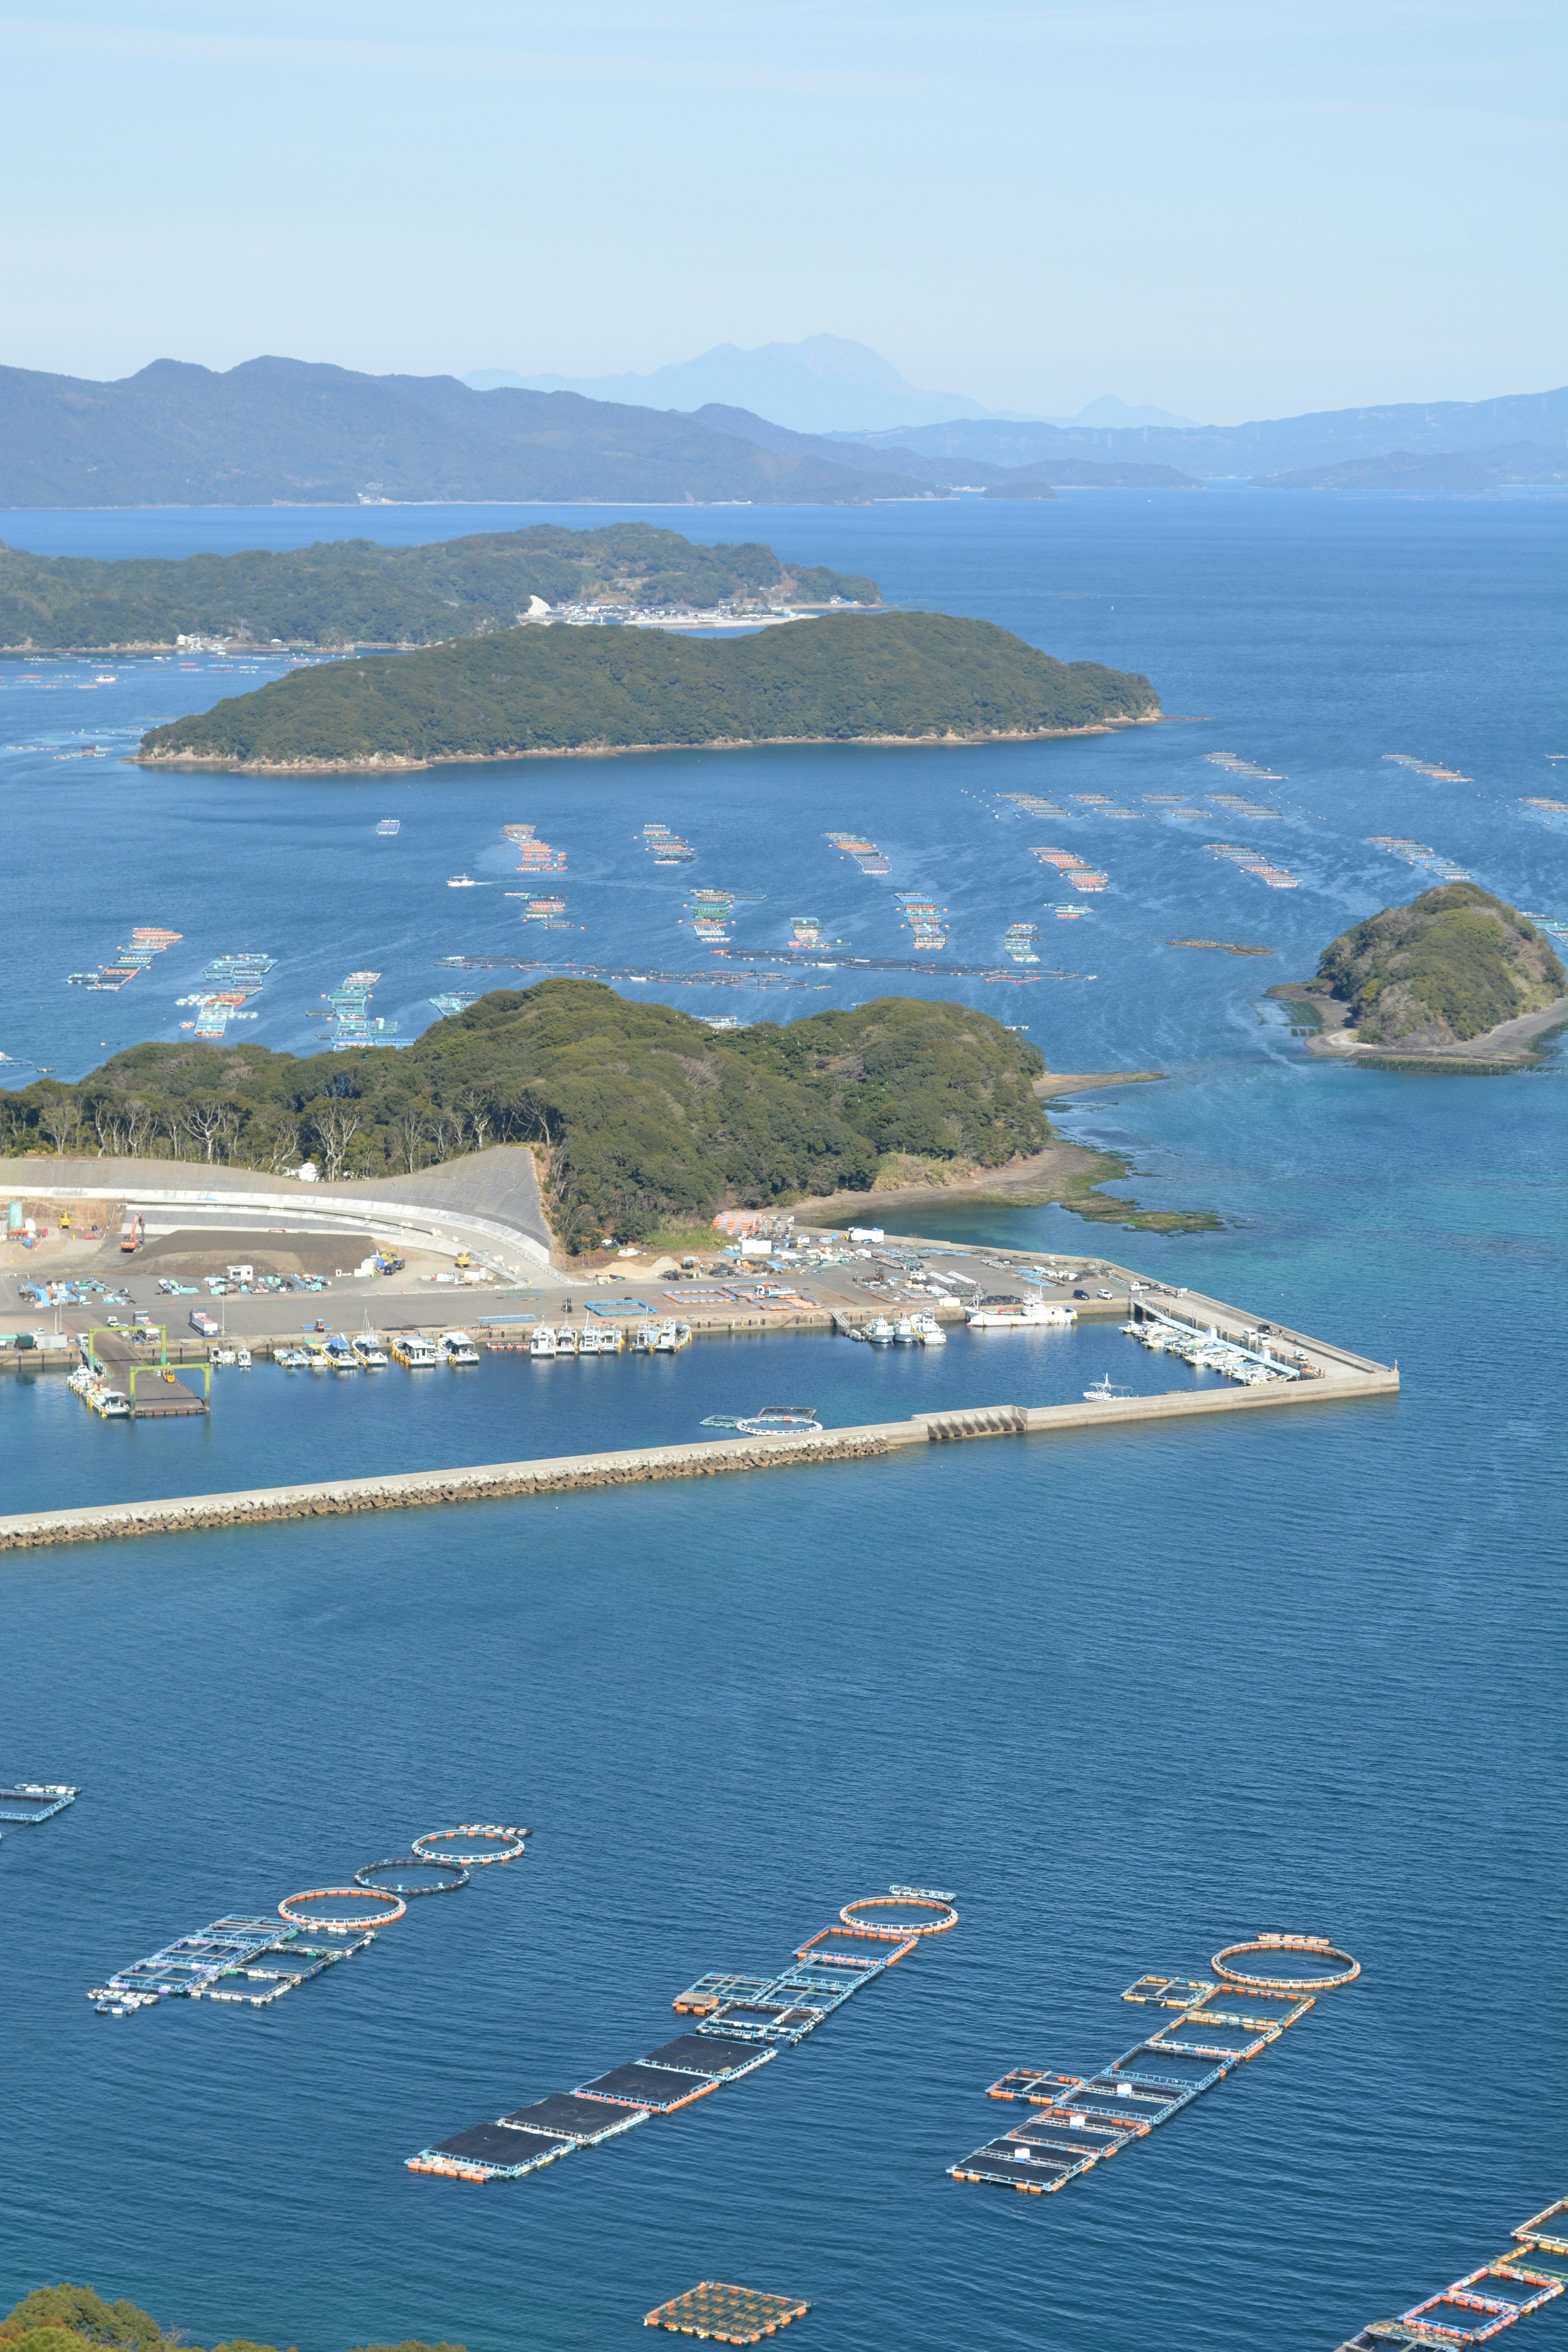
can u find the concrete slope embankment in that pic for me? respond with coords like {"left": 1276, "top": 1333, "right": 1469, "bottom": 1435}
{"left": 0, "top": 1370, "right": 1398, "bottom": 1552}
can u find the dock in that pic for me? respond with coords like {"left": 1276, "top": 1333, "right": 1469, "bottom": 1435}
{"left": 0, "top": 1360, "right": 1397, "bottom": 1552}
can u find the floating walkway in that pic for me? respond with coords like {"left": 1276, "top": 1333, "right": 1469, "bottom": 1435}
{"left": 951, "top": 1935, "right": 1357, "bottom": 2197}
{"left": 0, "top": 1357, "right": 1399, "bottom": 1551}
{"left": 0, "top": 1780, "right": 79, "bottom": 1824}
{"left": 409, "top": 1886, "right": 953, "bottom": 2183}
{"left": 1333, "top": 2200, "right": 1568, "bottom": 2349}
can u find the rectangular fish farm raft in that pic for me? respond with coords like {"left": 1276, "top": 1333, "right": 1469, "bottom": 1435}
{"left": 408, "top": 1886, "right": 956, "bottom": 2183}
{"left": 643, "top": 2281, "right": 811, "bottom": 2342}
{"left": 1332, "top": 2199, "right": 1568, "bottom": 2348}
{"left": 951, "top": 1934, "right": 1356, "bottom": 2198}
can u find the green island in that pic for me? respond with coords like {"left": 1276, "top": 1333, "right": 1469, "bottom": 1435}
{"left": 4, "top": 984, "right": 1210, "bottom": 1247}
{"left": 0, "top": 2278, "right": 452, "bottom": 2352}
{"left": 0, "top": 524, "right": 878, "bottom": 653}
{"left": 136, "top": 611, "right": 1159, "bottom": 769}
{"left": 1268, "top": 884, "right": 1567, "bottom": 1069}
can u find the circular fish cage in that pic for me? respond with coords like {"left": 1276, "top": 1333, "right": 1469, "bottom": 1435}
{"left": 354, "top": 1855, "right": 470, "bottom": 1897}
{"left": 278, "top": 1886, "right": 408, "bottom": 1933}
{"left": 412, "top": 1824, "right": 529, "bottom": 1867}
{"left": 1210, "top": 1935, "right": 1360, "bottom": 1992}
{"left": 839, "top": 1894, "right": 959, "bottom": 1939}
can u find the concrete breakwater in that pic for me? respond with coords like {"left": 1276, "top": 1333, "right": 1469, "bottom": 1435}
{"left": 0, "top": 1368, "right": 1398, "bottom": 1552}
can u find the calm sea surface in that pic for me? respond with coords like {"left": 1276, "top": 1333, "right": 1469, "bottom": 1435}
{"left": 1, "top": 492, "right": 1564, "bottom": 2352}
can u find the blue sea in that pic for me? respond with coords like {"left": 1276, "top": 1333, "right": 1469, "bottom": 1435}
{"left": 1, "top": 491, "right": 1565, "bottom": 2352}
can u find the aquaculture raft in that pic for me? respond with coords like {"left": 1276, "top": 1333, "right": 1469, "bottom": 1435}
{"left": 0, "top": 1780, "right": 79, "bottom": 1823}
{"left": 949, "top": 1933, "right": 1354, "bottom": 2198}
{"left": 644, "top": 2282, "right": 810, "bottom": 2343}
{"left": 408, "top": 1883, "right": 952, "bottom": 2183}
{"left": 1332, "top": 2202, "right": 1568, "bottom": 2348}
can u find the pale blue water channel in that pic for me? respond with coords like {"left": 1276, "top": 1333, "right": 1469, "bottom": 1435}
{"left": 0, "top": 490, "right": 1564, "bottom": 2352}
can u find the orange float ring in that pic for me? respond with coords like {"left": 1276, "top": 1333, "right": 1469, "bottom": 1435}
{"left": 839, "top": 1893, "right": 958, "bottom": 1938}
{"left": 278, "top": 1885, "right": 407, "bottom": 1932}
{"left": 1210, "top": 1934, "right": 1359, "bottom": 1992}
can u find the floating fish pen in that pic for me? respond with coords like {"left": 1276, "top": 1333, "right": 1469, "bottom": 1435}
{"left": 1206, "top": 753, "right": 1285, "bottom": 781}
{"left": 1143, "top": 794, "right": 1184, "bottom": 804}
{"left": 1204, "top": 843, "right": 1300, "bottom": 889}
{"left": 1382, "top": 752, "right": 1472, "bottom": 781}
{"left": 643, "top": 2283, "right": 811, "bottom": 2343}
{"left": 205, "top": 953, "right": 276, "bottom": 986}
{"left": 430, "top": 992, "right": 481, "bottom": 1018}
{"left": 1042, "top": 902, "right": 1088, "bottom": 919}
{"left": 951, "top": 1933, "right": 1354, "bottom": 2198}
{"left": 376, "top": 818, "right": 401, "bottom": 835}
{"left": 1519, "top": 910, "right": 1568, "bottom": 944}
{"left": 1333, "top": 2206, "right": 1568, "bottom": 2350}
{"left": 1029, "top": 848, "right": 1107, "bottom": 891}
{"left": 787, "top": 917, "right": 828, "bottom": 949}
{"left": 1520, "top": 798, "right": 1568, "bottom": 831}
{"left": 503, "top": 822, "right": 568, "bottom": 874}
{"left": 1207, "top": 792, "right": 1282, "bottom": 820}
{"left": 176, "top": 989, "right": 259, "bottom": 1042}
{"left": 408, "top": 1884, "right": 953, "bottom": 2183}
{"left": 1000, "top": 792, "right": 1067, "bottom": 817}
{"left": 1003, "top": 923, "right": 1040, "bottom": 964}
{"left": 824, "top": 831, "right": 890, "bottom": 876}
{"left": 0, "top": 1781, "right": 78, "bottom": 1823}
{"left": 1069, "top": 794, "right": 1112, "bottom": 805}
{"left": 898, "top": 895, "right": 948, "bottom": 951}
{"left": 642, "top": 822, "right": 696, "bottom": 864}
{"left": 65, "top": 924, "right": 182, "bottom": 991}
{"left": 1365, "top": 836, "right": 1473, "bottom": 883}
{"left": 318, "top": 970, "right": 399, "bottom": 1050}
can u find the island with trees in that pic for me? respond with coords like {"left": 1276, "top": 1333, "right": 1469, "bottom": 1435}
{"left": 136, "top": 611, "right": 1159, "bottom": 769}
{"left": 1269, "top": 884, "right": 1567, "bottom": 1069}
{"left": 0, "top": 523, "right": 879, "bottom": 653}
{"left": 4, "top": 984, "right": 1209, "bottom": 1247}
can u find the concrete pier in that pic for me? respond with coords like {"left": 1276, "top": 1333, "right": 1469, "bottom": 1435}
{"left": 0, "top": 1363, "right": 1399, "bottom": 1552}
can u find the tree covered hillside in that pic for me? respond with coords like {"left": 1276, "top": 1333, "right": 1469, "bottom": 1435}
{"left": 0, "top": 524, "right": 878, "bottom": 651}
{"left": 139, "top": 612, "right": 1159, "bottom": 768}
{"left": 5, "top": 985, "right": 1054, "bottom": 1250}
{"left": 1315, "top": 884, "right": 1566, "bottom": 1045}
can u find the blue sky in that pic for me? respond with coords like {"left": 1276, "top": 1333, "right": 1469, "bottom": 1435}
{"left": 3, "top": 0, "right": 1563, "bottom": 419}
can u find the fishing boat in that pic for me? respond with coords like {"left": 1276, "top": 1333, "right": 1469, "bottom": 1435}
{"left": 555, "top": 1324, "right": 578, "bottom": 1356}
{"left": 325, "top": 1337, "right": 359, "bottom": 1370}
{"left": 529, "top": 1326, "right": 557, "bottom": 1359}
{"left": 653, "top": 1319, "right": 692, "bottom": 1352}
{"left": 866, "top": 1317, "right": 895, "bottom": 1345}
{"left": 632, "top": 1323, "right": 656, "bottom": 1352}
{"left": 438, "top": 1330, "right": 481, "bottom": 1365}
{"left": 913, "top": 1313, "right": 947, "bottom": 1345}
{"left": 893, "top": 1316, "right": 918, "bottom": 1344}
{"left": 967, "top": 1297, "right": 1076, "bottom": 1330}
{"left": 446, "top": 874, "right": 479, "bottom": 888}
{"left": 1083, "top": 1376, "right": 1134, "bottom": 1401}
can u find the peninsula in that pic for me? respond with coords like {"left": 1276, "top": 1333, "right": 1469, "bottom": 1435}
{"left": 1271, "top": 884, "right": 1567, "bottom": 1068}
{"left": 0, "top": 523, "right": 878, "bottom": 654}
{"left": 136, "top": 611, "right": 1160, "bottom": 770}
{"left": 6, "top": 985, "right": 1207, "bottom": 1247}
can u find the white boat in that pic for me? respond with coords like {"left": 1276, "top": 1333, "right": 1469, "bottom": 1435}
{"left": 632, "top": 1323, "right": 657, "bottom": 1352}
{"left": 555, "top": 1323, "right": 578, "bottom": 1355}
{"left": 893, "top": 1316, "right": 917, "bottom": 1344}
{"left": 866, "top": 1318, "right": 895, "bottom": 1345}
{"left": 399, "top": 1336, "right": 440, "bottom": 1368}
{"left": 1083, "top": 1376, "right": 1134, "bottom": 1401}
{"left": 212, "top": 1347, "right": 237, "bottom": 1366}
{"left": 575, "top": 1323, "right": 602, "bottom": 1355}
{"left": 446, "top": 873, "right": 479, "bottom": 888}
{"left": 913, "top": 1314, "right": 947, "bottom": 1345}
{"left": 351, "top": 1335, "right": 388, "bottom": 1367}
{"left": 653, "top": 1320, "right": 691, "bottom": 1352}
{"left": 439, "top": 1330, "right": 481, "bottom": 1365}
{"left": 596, "top": 1323, "right": 624, "bottom": 1354}
{"left": 967, "top": 1298, "right": 1076, "bottom": 1330}
{"left": 236, "top": 1348, "right": 252, "bottom": 1368}
{"left": 530, "top": 1326, "right": 557, "bottom": 1358}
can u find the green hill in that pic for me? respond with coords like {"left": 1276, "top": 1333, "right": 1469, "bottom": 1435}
{"left": 5, "top": 986, "right": 1054, "bottom": 1250}
{"left": 1314, "top": 884, "right": 1566, "bottom": 1045}
{"left": 0, "top": 524, "right": 878, "bottom": 653}
{"left": 138, "top": 610, "right": 1159, "bottom": 769}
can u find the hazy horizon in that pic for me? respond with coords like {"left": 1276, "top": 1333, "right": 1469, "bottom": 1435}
{"left": 4, "top": 0, "right": 1562, "bottom": 422}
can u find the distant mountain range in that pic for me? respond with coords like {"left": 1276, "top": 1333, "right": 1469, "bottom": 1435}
{"left": 0, "top": 353, "right": 1559, "bottom": 510}
{"left": 0, "top": 357, "right": 923, "bottom": 508}
{"left": 837, "top": 390, "right": 1568, "bottom": 477}
{"left": 463, "top": 336, "right": 1198, "bottom": 436}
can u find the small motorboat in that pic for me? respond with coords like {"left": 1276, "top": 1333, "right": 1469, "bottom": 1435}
{"left": 893, "top": 1316, "right": 917, "bottom": 1344}
{"left": 913, "top": 1314, "right": 947, "bottom": 1345}
{"left": 529, "top": 1326, "right": 557, "bottom": 1358}
{"left": 1082, "top": 1376, "right": 1134, "bottom": 1402}
{"left": 866, "top": 1318, "right": 895, "bottom": 1345}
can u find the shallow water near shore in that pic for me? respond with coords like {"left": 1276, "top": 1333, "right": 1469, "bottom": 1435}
{"left": 1, "top": 492, "right": 1565, "bottom": 2352}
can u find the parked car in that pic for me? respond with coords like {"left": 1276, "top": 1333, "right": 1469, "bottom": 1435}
{"left": 1073, "top": 1289, "right": 1090, "bottom": 1300}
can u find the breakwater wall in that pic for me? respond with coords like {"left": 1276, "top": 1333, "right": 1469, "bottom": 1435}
{"left": 0, "top": 1368, "right": 1398, "bottom": 1552}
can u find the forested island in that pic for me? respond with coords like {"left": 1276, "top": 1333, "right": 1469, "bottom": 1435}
{"left": 2, "top": 2279, "right": 454, "bottom": 2352}
{"left": 0, "top": 524, "right": 878, "bottom": 653}
{"left": 6, "top": 987, "right": 1060, "bottom": 1250}
{"left": 1273, "top": 884, "right": 1567, "bottom": 1067}
{"left": 137, "top": 611, "right": 1160, "bottom": 769}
